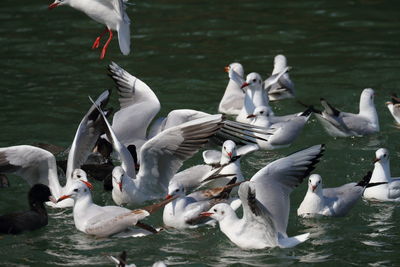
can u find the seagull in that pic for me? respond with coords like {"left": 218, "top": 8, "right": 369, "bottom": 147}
{"left": 91, "top": 97, "right": 227, "bottom": 207}
{"left": 57, "top": 177, "right": 173, "bottom": 237}
{"left": 201, "top": 144, "right": 324, "bottom": 249}
{"left": 297, "top": 172, "right": 374, "bottom": 217}
{"left": 48, "top": 0, "right": 131, "bottom": 59}
{"left": 246, "top": 106, "right": 311, "bottom": 150}
{"left": 314, "top": 88, "right": 379, "bottom": 137}
{"left": 0, "top": 90, "right": 110, "bottom": 207}
{"left": 218, "top": 62, "right": 245, "bottom": 115}
{"left": 0, "top": 184, "right": 56, "bottom": 234}
{"left": 363, "top": 148, "right": 400, "bottom": 201}
{"left": 170, "top": 140, "right": 258, "bottom": 191}
{"left": 235, "top": 70, "right": 289, "bottom": 123}
{"left": 201, "top": 182, "right": 310, "bottom": 249}
{"left": 386, "top": 93, "right": 400, "bottom": 124}
{"left": 266, "top": 55, "right": 295, "bottom": 101}
{"left": 163, "top": 178, "right": 241, "bottom": 229}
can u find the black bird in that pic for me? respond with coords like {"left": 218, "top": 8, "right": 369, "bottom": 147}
{"left": 0, "top": 184, "right": 56, "bottom": 234}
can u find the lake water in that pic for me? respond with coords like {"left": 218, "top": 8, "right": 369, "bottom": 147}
{"left": 1, "top": 0, "right": 400, "bottom": 266}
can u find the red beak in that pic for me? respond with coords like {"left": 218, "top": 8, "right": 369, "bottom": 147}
{"left": 247, "top": 114, "right": 256, "bottom": 119}
{"left": 311, "top": 185, "right": 317, "bottom": 192}
{"left": 80, "top": 180, "right": 93, "bottom": 190}
{"left": 227, "top": 152, "right": 232, "bottom": 158}
{"left": 165, "top": 194, "right": 173, "bottom": 200}
{"left": 373, "top": 158, "right": 380, "bottom": 164}
{"left": 200, "top": 212, "right": 213, "bottom": 217}
{"left": 57, "top": 195, "right": 71, "bottom": 203}
{"left": 240, "top": 82, "right": 249, "bottom": 89}
{"left": 48, "top": 2, "right": 60, "bottom": 10}
{"left": 224, "top": 66, "right": 230, "bottom": 73}
{"left": 118, "top": 182, "right": 123, "bottom": 192}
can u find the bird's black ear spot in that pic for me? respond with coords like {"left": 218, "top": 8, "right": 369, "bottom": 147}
{"left": 221, "top": 211, "right": 225, "bottom": 215}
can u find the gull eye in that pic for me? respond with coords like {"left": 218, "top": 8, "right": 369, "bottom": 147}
{"left": 77, "top": 175, "right": 81, "bottom": 178}
{"left": 384, "top": 154, "right": 387, "bottom": 157}
{"left": 73, "top": 189, "right": 78, "bottom": 192}
{"left": 175, "top": 189, "right": 179, "bottom": 192}
{"left": 252, "top": 79, "right": 257, "bottom": 83}
{"left": 260, "top": 111, "right": 264, "bottom": 114}
{"left": 213, "top": 208, "right": 217, "bottom": 212}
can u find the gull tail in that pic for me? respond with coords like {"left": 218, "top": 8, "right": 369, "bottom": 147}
{"left": 356, "top": 171, "right": 372, "bottom": 187}
{"left": 297, "top": 100, "right": 322, "bottom": 114}
{"left": 278, "top": 232, "right": 310, "bottom": 248}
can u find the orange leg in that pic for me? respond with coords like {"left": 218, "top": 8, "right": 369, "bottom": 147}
{"left": 91, "top": 28, "right": 108, "bottom": 49}
{"left": 100, "top": 29, "right": 113, "bottom": 59}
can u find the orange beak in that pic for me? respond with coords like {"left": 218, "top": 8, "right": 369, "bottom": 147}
{"left": 224, "top": 66, "right": 230, "bottom": 73}
{"left": 165, "top": 194, "right": 173, "bottom": 200}
{"left": 80, "top": 180, "right": 93, "bottom": 190}
{"left": 241, "top": 82, "right": 249, "bottom": 89}
{"left": 200, "top": 212, "right": 213, "bottom": 217}
{"left": 48, "top": 2, "right": 60, "bottom": 9}
{"left": 57, "top": 195, "right": 71, "bottom": 203}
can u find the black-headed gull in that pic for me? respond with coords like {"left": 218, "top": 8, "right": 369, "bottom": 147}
{"left": 201, "top": 144, "right": 324, "bottom": 249}
{"left": 386, "top": 93, "right": 400, "bottom": 124}
{"left": 0, "top": 184, "right": 56, "bottom": 234}
{"left": 218, "top": 62, "right": 245, "bottom": 115}
{"left": 363, "top": 148, "right": 400, "bottom": 201}
{"left": 49, "top": 0, "right": 131, "bottom": 59}
{"left": 246, "top": 106, "right": 311, "bottom": 150}
{"left": 163, "top": 179, "right": 241, "bottom": 229}
{"left": 297, "top": 172, "right": 373, "bottom": 217}
{"left": 314, "top": 88, "right": 379, "bottom": 137}
{"left": 57, "top": 177, "right": 172, "bottom": 237}
{"left": 0, "top": 90, "right": 110, "bottom": 207}
{"left": 91, "top": 98, "right": 227, "bottom": 207}
{"left": 267, "top": 55, "right": 295, "bottom": 101}
{"left": 201, "top": 182, "right": 310, "bottom": 249}
{"left": 170, "top": 140, "right": 258, "bottom": 191}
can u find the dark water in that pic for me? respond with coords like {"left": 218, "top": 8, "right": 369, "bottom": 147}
{"left": 1, "top": 0, "right": 400, "bottom": 266}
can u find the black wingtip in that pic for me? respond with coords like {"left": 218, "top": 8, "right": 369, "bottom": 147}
{"left": 356, "top": 171, "right": 372, "bottom": 187}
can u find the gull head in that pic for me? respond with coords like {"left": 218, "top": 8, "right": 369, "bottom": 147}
{"left": 273, "top": 54, "right": 288, "bottom": 74}
{"left": 71, "top": 169, "right": 88, "bottom": 182}
{"left": 200, "top": 203, "right": 232, "bottom": 222}
{"left": 57, "top": 180, "right": 93, "bottom": 203}
{"left": 166, "top": 181, "right": 185, "bottom": 199}
{"left": 308, "top": 174, "right": 322, "bottom": 193}
{"left": 225, "top": 62, "right": 244, "bottom": 77}
{"left": 221, "top": 140, "right": 237, "bottom": 164}
{"left": 112, "top": 166, "right": 125, "bottom": 192}
{"left": 360, "top": 88, "right": 375, "bottom": 109}
{"left": 247, "top": 106, "right": 270, "bottom": 119}
{"left": 374, "top": 148, "right": 389, "bottom": 164}
{"left": 241, "top": 72, "right": 263, "bottom": 90}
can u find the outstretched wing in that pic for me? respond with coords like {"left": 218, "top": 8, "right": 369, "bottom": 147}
{"left": 250, "top": 144, "right": 324, "bottom": 235}
{"left": 137, "top": 115, "right": 223, "bottom": 197}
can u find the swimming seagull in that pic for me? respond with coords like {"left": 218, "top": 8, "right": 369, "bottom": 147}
{"left": 363, "top": 148, "right": 400, "bottom": 201}
{"left": 314, "top": 88, "right": 379, "bottom": 137}
{"left": 218, "top": 62, "right": 245, "bottom": 115}
{"left": 266, "top": 55, "right": 295, "bottom": 101}
{"left": 48, "top": 0, "right": 131, "bottom": 59}
{"left": 0, "top": 90, "right": 110, "bottom": 207}
{"left": 201, "top": 144, "right": 324, "bottom": 249}
{"left": 170, "top": 140, "right": 258, "bottom": 191}
{"left": 163, "top": 178, "right": 241, "bottom": 229}
{"left": 297, "top": 172, "right": 375, "bottom": 217}
{"left": 201, "top": 182, "right": 310, "bottom": 249}
{"left": 57, "top": 178, "right": 173, "bottom": 237}
{"left": 246, "top": 106, "right": 311, "bottom": 150}
{"left": 386, "top": 93, "right": 400, "bottom": 124}
{"left": 0, "top": 184, "right": 56, "bottom": 234}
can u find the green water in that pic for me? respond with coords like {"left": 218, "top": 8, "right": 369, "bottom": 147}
{"left": 1, "top": 0, "right": 400, "bottom": 265}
